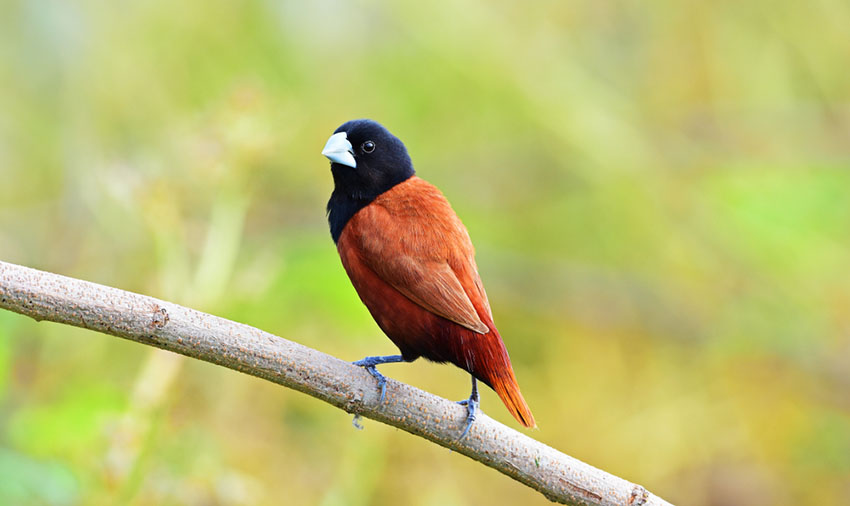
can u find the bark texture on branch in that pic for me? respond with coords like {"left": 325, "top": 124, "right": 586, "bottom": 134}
{"left": 0, "top": 260, "right": 672, "bottom": 506}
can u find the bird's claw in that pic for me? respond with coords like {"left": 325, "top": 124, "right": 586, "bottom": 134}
{"left": 374, "top": 369, "right": 388, "bottom": 403}
{"left": 353, "top": 361, "right": 389, "bottom": 403}
{"left": 352, "top": 357, "right": 373, "bottom": 367}
{"left": 458, "top": 396, "right": 479, "bottom": 439}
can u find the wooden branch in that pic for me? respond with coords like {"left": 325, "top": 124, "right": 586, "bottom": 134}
{"left": 0, "top": 260, "right": 672, "bottom": 506}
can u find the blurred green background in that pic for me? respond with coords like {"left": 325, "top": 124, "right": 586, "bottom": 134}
{"left": 1, "top": 0, "right": 849, "bottom": 504}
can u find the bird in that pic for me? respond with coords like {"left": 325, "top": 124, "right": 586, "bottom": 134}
{"left": 322, "top": 119, "right": 535, "bottom": 437}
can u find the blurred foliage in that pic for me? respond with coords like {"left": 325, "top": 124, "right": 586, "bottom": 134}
{"left": 1, "top": 0, "right": 849, "bottom": 504}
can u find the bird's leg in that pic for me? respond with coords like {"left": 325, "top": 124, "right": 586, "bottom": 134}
{"left": 352, "top": 354, "right": 404, "bottom": 403}
{"left": 457, "top": 376, "right": 480, "bottom": 439}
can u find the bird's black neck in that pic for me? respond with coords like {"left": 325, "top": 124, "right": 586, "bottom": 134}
{"left": 326, "top": 161, "right": 415, "bottom": 243}
{"left": 326, "top": 190, "right": 373, "bottom": 244}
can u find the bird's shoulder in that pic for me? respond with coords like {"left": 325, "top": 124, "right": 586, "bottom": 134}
{"left": 354, "top": 176, "right": 474, "bottom": 258}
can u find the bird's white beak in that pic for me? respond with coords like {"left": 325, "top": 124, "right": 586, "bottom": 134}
{"left": 322, "top": 132, "right": 356, "bottom": 168}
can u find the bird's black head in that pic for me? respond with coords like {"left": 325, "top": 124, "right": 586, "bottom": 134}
{"left": 323, "top": 119, "right": 414, "bottom": 199}
{"left": 322, "top": 119, "right": 415, "bottom": 242}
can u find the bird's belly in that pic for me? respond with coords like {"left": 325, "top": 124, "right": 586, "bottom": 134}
{"left": 337, "top": 250, "right": 456, "bottom": 363}
{"left": 355, "top": 267, "right": 448, "bottom": 361}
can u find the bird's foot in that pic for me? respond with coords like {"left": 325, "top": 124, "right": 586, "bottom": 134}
{"left": 352, "top": 355, "right": 403, "bottom": 403}
{"left": 456, "top": 376, "right": 481, "bottom": 439}
{"left": 360, "top": 364, "right": 388, "bottom": 402}
{"left": 457, "top": 394, "right": 480, "bottom": 439}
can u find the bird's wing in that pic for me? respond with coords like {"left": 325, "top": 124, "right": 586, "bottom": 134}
{"left": 378, "top": 254, "right": 489, "bottom": 334}
{"left": 345, "top": 178, "right": 491, "bottom": 334}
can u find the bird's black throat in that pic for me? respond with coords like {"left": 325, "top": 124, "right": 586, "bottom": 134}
{"left": 327, "top": 190, "right": 371, "bottom": 244}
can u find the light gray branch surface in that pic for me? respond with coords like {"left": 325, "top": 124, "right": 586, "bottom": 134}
{"left": 0, "top": 260, "right": 672, "bottom": 506}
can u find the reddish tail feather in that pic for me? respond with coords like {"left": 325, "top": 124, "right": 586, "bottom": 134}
{"left": 464, "top": 329, "right": 536, "bottom": 428}
{"left": 490, "top": 367, "right": 536, "bottom": 428}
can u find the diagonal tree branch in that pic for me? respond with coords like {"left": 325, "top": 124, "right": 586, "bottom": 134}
{"left": 0, "top": 260, "right": 672, "bottom": 506}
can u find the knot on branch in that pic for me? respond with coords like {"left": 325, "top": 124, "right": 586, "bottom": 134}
{"left": 149, "top": 306, "right": 170, "bottom": 329}
{"left": 630, "top": 485, "right": 649, "bottom": 505}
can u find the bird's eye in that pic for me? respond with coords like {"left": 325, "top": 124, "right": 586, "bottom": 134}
{"left": 362, "top": 141, "right": 375, "bottom": 153}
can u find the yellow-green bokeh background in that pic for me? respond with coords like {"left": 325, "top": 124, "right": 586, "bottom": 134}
{"left": 2, "top": 1, "right": 849, "bottom": 504}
